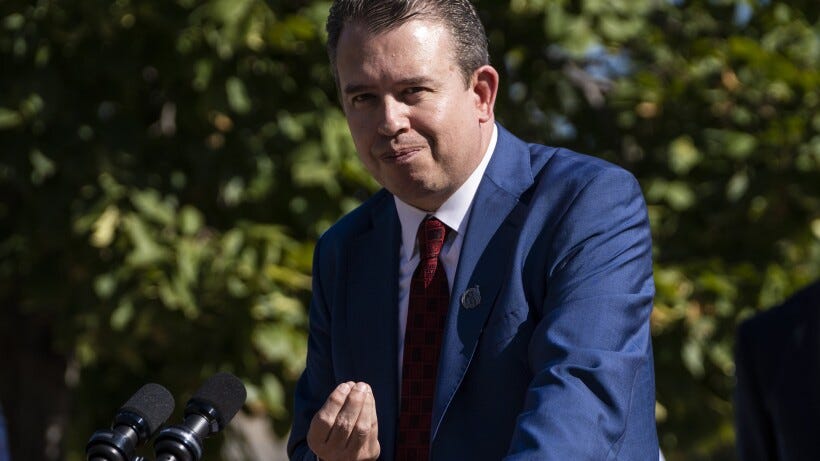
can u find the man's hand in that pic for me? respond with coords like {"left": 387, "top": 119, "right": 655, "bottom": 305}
{"left": 306, "top": 381, "right": 380, "bottom": 461}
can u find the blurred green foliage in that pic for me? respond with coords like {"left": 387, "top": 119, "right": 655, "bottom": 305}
{"left": 0, "top": 0, "right": 817, "bottom": 459}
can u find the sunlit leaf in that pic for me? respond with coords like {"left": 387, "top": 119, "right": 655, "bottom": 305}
{"left": 130, "top": 189, "right": 175, "bottom": 226}
{"left": 91, "top": 206, "right": 121, "bottom": 248}
{"left": 668, "top": 136, "right": 700, "bottom": 175}
{"left": 179, "top": 206, "right": 204, "bottom": 235}
{"left": 122, "top": 214, "right": 169, "bottom": 266}
{"left": 226, "top": 76, "right": 251, "bottom": 114}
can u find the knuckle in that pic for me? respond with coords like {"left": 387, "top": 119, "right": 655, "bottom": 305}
{"left": 315, "top": 411, "right": 335, "bottom": 427}
{"left": 357, "top": 441, "right": 381, "bottom": 461}
{"left": 335, "top": 415, "right": 354, "bottom": 433}
{"left": 328, "top": 392, "right": 348, "bottom": 407}
{"left": 355, "top": 419, "right": 371, "bottom": 438}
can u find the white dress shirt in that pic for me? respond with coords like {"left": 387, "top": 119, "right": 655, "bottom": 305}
{"left": 394, "top": 125, "right": 498, "bottom": 370}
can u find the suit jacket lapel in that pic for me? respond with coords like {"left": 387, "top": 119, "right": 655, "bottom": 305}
{"left": 431, "top": 125, "right": 536, "bottom": 440}
{"left": 346, "top": 193, "right": 400, "bottom": 457}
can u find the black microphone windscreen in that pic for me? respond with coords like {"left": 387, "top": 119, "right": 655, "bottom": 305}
{"left": 191, "top": 372, "right": 247, "bottom": 428}
{"left": 120, "top": 383, "right": 176, "bottom": 435}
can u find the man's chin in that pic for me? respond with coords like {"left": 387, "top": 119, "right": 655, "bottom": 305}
{"left": 390, "top": 184, "right": 450, "bottom": 211}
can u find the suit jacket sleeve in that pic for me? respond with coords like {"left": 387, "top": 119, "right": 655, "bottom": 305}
{"left": 288, "top": 236, "right": 331, "bottom": 461}
{"left": 505, "top": 167, "right": 658, "bottom": 460}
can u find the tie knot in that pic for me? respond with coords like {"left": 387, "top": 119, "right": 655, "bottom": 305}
{"left": 418, "top": 217, "right": 447, "bottom": 260}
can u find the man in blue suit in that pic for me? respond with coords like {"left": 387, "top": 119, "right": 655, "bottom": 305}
{"left": 734, "top": 280, "right": 820, "bottom": 460}
{"left": 288, "top": 1, "right": 658, "bottom": 459}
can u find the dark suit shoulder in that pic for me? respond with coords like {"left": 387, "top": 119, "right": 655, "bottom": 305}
{"left": 778, "top": 280, "right": 820, "bottom": 316}
{"left": 740, "top": 280, "right": 820, "bottom": 342}
{"left": 736, "top": 280, "right": 820, "bottom": 386}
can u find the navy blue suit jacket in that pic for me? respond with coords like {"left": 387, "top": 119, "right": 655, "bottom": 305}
{"left": 289, "top": 124, "right": 658, "bottom": 460}
{"left": 735, "top": 280, "right": 820, "bottom": 461}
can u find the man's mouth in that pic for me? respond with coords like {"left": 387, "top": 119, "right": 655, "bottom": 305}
{"left": 381, "top": 147, "right": 423, "bottom": 163}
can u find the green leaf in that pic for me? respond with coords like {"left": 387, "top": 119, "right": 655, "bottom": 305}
{"left": 226, "top": 77, "right": 251, "bottom": 114}
{"left": 0, "top": 108, "right": 22, "bottom": 129}
{"left": 111, "top": 298, "right": 134, "bottom": 331}
{"left": 29, "top": 149, "right": 56, "bottom": 184}
{"left": 130, "top": 189, "right": 176, "bottom": 226}
{"left": 704, "top": 129, "right": 758, "bottom": 160}
{"left": 668, "top": 136, "right": 700, "bottom": 175}
{"left": 3, "top": 13, "right": 24, "bottom": 31}
{"left": 726, "top": 170, "right": 749, "bottom": 202}
{"left": 261, "top": 373, "right": 287, "bottom": 417}
{"left": 94, "top": 273, "right": 118, "bottom": 300}
{"left": 91, "top": 206, "right": 121, "bottom": 248}
{"left": 252, "top": 324, "right": 293, "bottom": 362}
{"left": 682, "top": 340, "right": 705, "bottom": 377}
{"left": 122, "top": 214, "right": 168, "bottom": 266}
{"left": 179, "top": 206, "right": 204, "bottom": 235}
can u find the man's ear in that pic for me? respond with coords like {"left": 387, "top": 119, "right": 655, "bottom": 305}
{"left": 472, "top": 65, "right": 499, "bottom": 123}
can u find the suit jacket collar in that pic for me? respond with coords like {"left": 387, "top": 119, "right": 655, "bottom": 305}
{"left": 431, "top": 123, "right": 535, "bottom": 441}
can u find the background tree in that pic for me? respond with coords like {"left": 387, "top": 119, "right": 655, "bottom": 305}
{"left": 0, "top": 0, "right": 817, "bottom": 460}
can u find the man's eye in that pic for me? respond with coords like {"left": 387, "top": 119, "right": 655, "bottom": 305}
{"left": 405, "top": 87, "right": 424, "bottom": 95}
{"left": 351, "top": 94, "right": 373, "bottom": 104}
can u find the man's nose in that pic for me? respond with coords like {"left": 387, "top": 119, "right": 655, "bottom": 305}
{"left": 377, "top": 97, "right": 410, "bottom": 137}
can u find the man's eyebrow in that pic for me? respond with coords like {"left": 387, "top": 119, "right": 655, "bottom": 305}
{"left": 343, "top": 83, "right": 372, "bottom": 95}
{"left": 397, "top": 76, "right": 436, "bottom": 87}
{"left": 342, "top": 77, "right": 437, "bottom": 95}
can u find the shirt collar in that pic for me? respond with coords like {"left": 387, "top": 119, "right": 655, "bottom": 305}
{"left": 395, "top": 124, "right": 498, "bottom": 254}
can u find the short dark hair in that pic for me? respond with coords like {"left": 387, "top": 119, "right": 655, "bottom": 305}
{"left": 326, "top": 0, "right": 489, "bottom": 86}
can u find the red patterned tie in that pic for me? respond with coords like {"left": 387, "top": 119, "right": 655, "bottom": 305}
{"left": 396, "top": 217, "right": 450, "bottom": 461}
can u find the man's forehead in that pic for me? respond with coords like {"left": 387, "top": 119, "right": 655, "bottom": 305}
{"left": 341, "top": 16, "right": 455, "bottom": 46}
{"left": 337, "top": 26, "right": 453, "bottom": 80}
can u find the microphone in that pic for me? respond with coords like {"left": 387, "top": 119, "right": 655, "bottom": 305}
{"left": 86, "top": 382, "right": 176, "bottom": 461}
{"left": 153, "top": 372, "right": 247, "bottom": 461}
